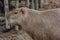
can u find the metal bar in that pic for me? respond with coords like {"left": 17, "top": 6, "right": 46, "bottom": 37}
{"left": 4, "top": 0, "right": 10, "bottom": 29}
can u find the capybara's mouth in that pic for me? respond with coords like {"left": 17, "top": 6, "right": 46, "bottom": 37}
{"left": 15, "top": 24, "right": 22, "bottom": 30}
{"left": 2, "top": 24, "right": 22, "bottom": 33}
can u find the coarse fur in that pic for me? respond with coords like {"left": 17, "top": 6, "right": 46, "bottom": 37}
{"left": 8, "top": 7, "right": 60, "bottom": 40}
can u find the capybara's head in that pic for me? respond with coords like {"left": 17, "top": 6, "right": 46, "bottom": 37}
{"left": 8, "top": 7, "right": 29, "bottom": 26}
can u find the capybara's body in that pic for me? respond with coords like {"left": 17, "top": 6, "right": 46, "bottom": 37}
{"left": 8, "top": 7, "right": 60, "bottom": 40}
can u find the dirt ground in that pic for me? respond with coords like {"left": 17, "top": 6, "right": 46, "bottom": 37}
{"left": 0, "top": 29, "right": 33, "bottom": 40}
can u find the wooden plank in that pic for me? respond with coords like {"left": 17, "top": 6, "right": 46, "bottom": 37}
{"left": 26, "top": 0, "right": 30, "bottom": 8}
{"left": 35, "top": 0, "right": 38, "bottom": 10}
{"left": 40, "top": 0, "right": 44, "bottom": 8}
{"left": 31, "top": 0, "right": 35, "bottom": 9}
{"left": 16, "top": 0, "right": 19, "bottom": 8}
{"left": 4, "top": 0, "right": 10, "bottom": 29}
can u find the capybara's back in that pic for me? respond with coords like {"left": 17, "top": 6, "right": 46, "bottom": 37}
{"left": 8, "top": 7, "right": 60, "bottom": 40}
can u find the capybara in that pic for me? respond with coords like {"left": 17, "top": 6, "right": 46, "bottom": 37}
{"left": 7, "top": 7, "right": 60, "bottom": 40}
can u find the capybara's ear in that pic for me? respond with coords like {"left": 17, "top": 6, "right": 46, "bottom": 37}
{"left": 21, "top": 9, "right": 25, "bottom": 14}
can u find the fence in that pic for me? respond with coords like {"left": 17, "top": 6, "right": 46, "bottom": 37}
{"left": 8, "top": 0, "right": 44, "bottom": 10}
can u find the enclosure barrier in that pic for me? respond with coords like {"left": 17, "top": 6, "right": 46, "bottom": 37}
{"left": 15, "top": 0, "right": 44, "bottom": 10}
{"left": 4, "top": 0, "right": 10, "bottom": 29}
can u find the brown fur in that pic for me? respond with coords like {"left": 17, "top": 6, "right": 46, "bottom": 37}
{"left": 8, "top": 7, "right": 60, "bottom": 40}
